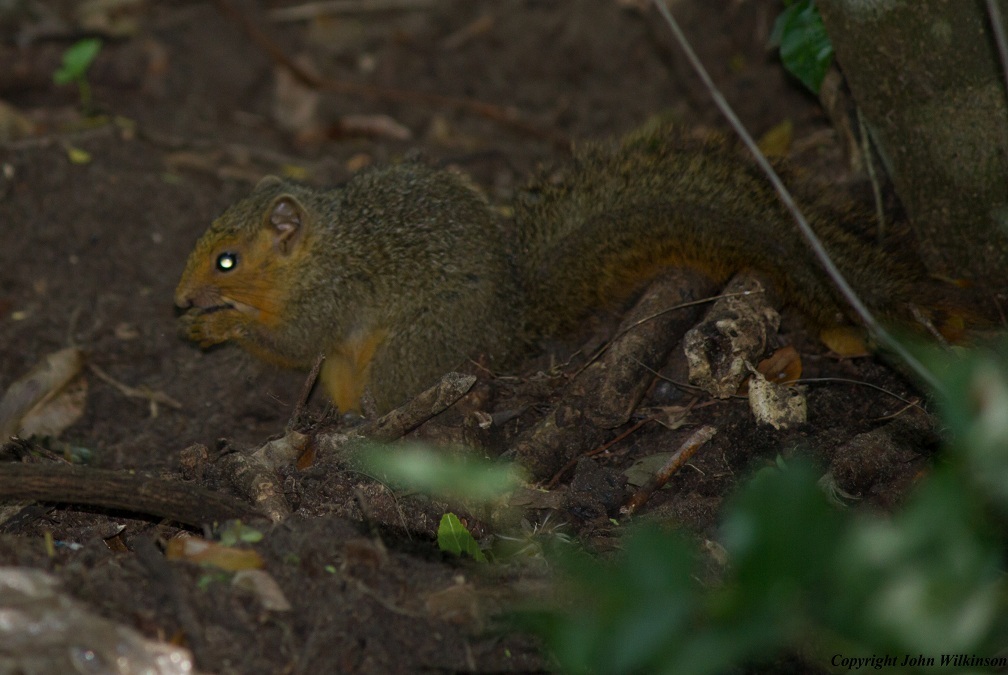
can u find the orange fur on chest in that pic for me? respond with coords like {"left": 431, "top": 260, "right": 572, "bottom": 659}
{"left": 320, "top": 328, "right": 390, "bottom": 412}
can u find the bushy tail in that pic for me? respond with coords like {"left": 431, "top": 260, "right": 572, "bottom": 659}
{"left": 513, "top": 123, "right": 922, "bottom": 339}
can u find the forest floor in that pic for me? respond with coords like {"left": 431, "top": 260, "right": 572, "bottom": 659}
{"left": 0, "top": 1, "right": 940, "bottom": 672}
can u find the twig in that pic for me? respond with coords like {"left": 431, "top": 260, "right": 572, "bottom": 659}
{"left": 649, "top": 0, "right": 944, "bottom": 396}
{"left": 219, "top": 371, "right": 477, "bottom": 520}
{"left": 621, "top": 424, "right": 716, "bottom": 516}
{"left": 357, "top": 371, "right": 477, "bottom": 442}
{"left": 214, "top": 0, "right": 568, "bottom": 147}
{"left": 855, "top": 107, "right": 888, "bottom": 241}
{"left": 89, "top": 363, "right": 182, "bottom": 414}
{"left": 288, "top": 354, "right": 325, "bottom": 432}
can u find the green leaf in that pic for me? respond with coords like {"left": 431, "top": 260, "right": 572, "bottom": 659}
{"left": 218, "top": 520, "right": 264, "bottom": 547}
{"left": 437, "top": 513, "right": 486, "bottom": 562}
{"left": 54, "top": 38, "right": 103, "bottom": 85}
{"left": 355, "top": 442, "right": 522, "bottom": 503}
{"left": 769, "top": 0, "right": 833, "bottom": 94}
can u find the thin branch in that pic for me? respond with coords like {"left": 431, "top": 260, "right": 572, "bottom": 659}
{"left": 621, "top": 424, "right": 716, "bottom": 516}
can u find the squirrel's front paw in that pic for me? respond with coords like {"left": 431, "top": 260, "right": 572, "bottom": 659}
{"left": 178, "top": 310, "right": 239, "bottom": 348}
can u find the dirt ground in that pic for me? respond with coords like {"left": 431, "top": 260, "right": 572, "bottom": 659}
{"left": 0, "top": 1, "right": 941, "bottom": 672}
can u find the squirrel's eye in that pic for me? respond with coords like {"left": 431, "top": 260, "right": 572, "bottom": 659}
{"left": 216, "top": 252, "right": 238, "bottom": 272}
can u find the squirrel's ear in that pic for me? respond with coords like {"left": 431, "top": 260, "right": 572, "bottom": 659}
{"left": 268, "top": 196, "right": 306, "bottom": 255}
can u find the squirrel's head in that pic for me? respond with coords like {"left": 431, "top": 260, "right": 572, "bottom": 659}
{"left": 174, "top": 176, "right": 312, "bottom": 342}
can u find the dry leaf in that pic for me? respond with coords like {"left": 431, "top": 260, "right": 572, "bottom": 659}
{"left": 273, "top": 56, "right": 321, "bottom": 135}
{"left": 637, "top": 405, "right": 690, "bottom": 429}
{"left": 757, "top": 119, "right": 793, "bottom": 157}
{"left": 425, "top": 582, "right": 482, "bottom": 627}
{"left": 0, "top": 347, "right": 86, "bottom": 439}
{"left": 756, "top": 345, "right": 802, "bottom": 385}
{"left": 819, "top": 325, "right": 870, "bottom": 357}
{"left": 232, "top": 570, "right": 292, "bottom": 611}
{"left": 164, "top": 536, "right": 264, "bottom": 571}
{"left": 0, "top": 99, "right": 35, "bottom": 142}
{"left": 337, "top": 114, "right": 412, "bottom": 141}
{"left": 624, "top": 452, "right": 674, "bottom": 488}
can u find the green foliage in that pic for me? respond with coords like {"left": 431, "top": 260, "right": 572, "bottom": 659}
{"left": 53, "top": 38, "right": 102, "bottom": 111}
{"left": 437, "top": 513, "right": 487, "bottom": 562}
{"left": 520, "top": 342, "right": 1008, "bottom": 672}
{"left": 218, "top": 520, "right": 264, "bottom": 546}
{"left": 53, "top": 38, "right": 102, "bottom": 85}
{"left": 354, "top": 442, "right": 521, "bottom": 502}
{"left": 770, "top": 0, "right": 833, "bottom": 94}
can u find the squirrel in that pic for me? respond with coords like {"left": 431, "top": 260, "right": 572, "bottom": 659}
{"left": 174, "top": 123, "right": 947, "bottom": 414}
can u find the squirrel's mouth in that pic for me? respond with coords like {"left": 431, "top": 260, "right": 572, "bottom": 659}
{"left": 177, "top": 294, "right": 258, "bottom": 318}
{"left": 193, "top": 303, "right": 232, "bottom": 315}
{"left": 197, "top": 297, "right": 259, "bottom": 317}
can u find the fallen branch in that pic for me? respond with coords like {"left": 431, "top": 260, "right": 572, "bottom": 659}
{"left": 513, "top": 269, "right": 717, "bottom": 481}
{"left": 219, "top": 371, "right": 478, "bottom": 521}
{"left": 0, "top": 462, "right": 259, "bottom": 527}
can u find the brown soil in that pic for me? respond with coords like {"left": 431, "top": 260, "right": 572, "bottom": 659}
{"left": 0, "top": 1, "right": 938, "bottom": 672}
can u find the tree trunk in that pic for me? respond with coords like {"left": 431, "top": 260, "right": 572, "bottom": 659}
{"left": 818, "top": 0, "right": 1008, "bottom": 291}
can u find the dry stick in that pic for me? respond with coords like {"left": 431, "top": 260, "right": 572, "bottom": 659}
{"left": 649, "top": 0, "right": 943, "bottom": 396}
{"left": 220, "top": 372, "right": 477, "bottom": 521}
{"left": 856, "top": 107, "right": 888, "bottom": 241}
{"left": 512, "top": 269, "right": 716, "bottom": 480}
{"left": 621, "top": 424, "right": 716, "bottom": 516}
{"left": 0, "top": 462, "right": 259, "bottom": 527}
{"left": 89, "top": 363, "right": 183, "bottom": 411}
{"left": 213, "top": 0, "right": 568, "bottom": 147}
{"left": 287, "top": 353, "right": 325, "bottom": 432}
{"left": 356, "top": 372, "right": 477, "bottom": 442}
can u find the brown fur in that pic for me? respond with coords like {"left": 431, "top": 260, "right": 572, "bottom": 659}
{"left": 175, "top": 125, "right": 935, "bottom": 413}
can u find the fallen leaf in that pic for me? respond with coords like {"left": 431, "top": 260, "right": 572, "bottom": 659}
{"left": 336, "top": 113, "right": 412, "bottom": 141}
{"left": 425, "top": 582, "right": 482, "bottom": 627}
{"left": 625, "top": 452, "right": 674, "bottom": 488}
{"left": 66, "top": 146, "right": 92, "bottom": 164}
{"left": 273, "top": 56, "right": 321, "bottom": 135}
{"left": 164, "top": 536, "right": 264, "bottom": 571}
{"left": 637, "top": 405, "right": 690, "bottom": 429}
{"left": 820, "top": 325, "right": 870, "bottom": 357}
{"left": 757, "top": 119, "right": 793, "bottom": 157}
{"left": 232, "top": 570, "right": 292, "bottom": 611}
{"left": 756, "top": 345, "right": 802, "bottom": 385}
{"left": 0, "top": 99, "right": 35, "bottom": 142}
{"left": 0, "top": 347, "right": 86, "bottom": 439}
